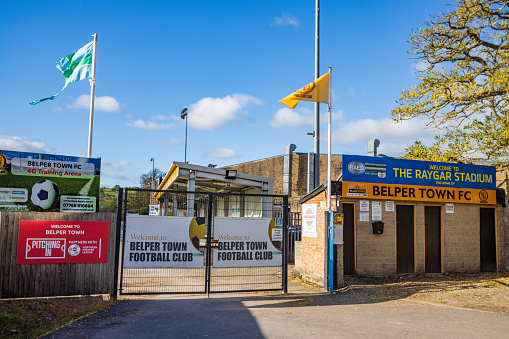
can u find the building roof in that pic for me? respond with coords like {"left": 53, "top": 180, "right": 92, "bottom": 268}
{"left": 299, "top": 183, "right": 327, "bottom": 204}
{"left": 156, "top": 162, "right": 275, "bottom": 199}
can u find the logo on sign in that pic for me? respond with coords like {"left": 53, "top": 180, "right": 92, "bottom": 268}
{"left": 479, "top": 190, "right": 489, "bottom": 203}
{"left": 303, "top": 206, "right": 315, "bottom": 227}
{"left": 348, "top": 161, "right": 365, "bottom": 175}
{"left": 25, "top": 238, "right": 66, "bottom": 259}
{"left": 68, "top": 244, "right": 81, "bottom": 256}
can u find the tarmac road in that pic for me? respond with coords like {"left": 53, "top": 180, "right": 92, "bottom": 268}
{"left": 42, "top": 282, "right": 509, "bottom": 339}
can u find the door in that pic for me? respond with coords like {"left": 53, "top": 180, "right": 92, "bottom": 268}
{"left": 343, "top": 203, "right": 355, "bottom": 275}
{"left": 480, "top": 207, "right": 497, "bottom": 272}
{"left": 396, "top": 205, "right": 414, "bottom": 274}
{"left": 425, "top": 206, "right": 441, "bottom": 273}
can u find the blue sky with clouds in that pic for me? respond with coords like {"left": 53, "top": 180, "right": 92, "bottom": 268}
{"left": 1, "top": 0, "right": 449, "bottom": 187}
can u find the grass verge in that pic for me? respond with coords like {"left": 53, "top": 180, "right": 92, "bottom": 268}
{"left": 0, "top": 296, "right": 117, "bottom": 338}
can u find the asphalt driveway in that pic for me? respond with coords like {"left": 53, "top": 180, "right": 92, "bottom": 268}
{"left": 42, "top": 281, "right": 509, "bottom": 339}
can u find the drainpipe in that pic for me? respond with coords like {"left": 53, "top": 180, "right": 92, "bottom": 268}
{"left": 283, "top": 144, "right": 297, "bottom": 197}
{"left": 367, "top": 139, "right": 380, "bottom": 157}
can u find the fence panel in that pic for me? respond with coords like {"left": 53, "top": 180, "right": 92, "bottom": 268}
{"left": 0, "top": 212, "right": 117, "bottom": 298}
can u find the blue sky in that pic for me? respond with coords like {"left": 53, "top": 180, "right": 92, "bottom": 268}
{"left": 1, "top": 0, "right": 449, "bottom": 188}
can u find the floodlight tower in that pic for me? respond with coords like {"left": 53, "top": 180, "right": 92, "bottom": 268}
{"left": 181, "top": 108, "right": 188, "bottom": 163}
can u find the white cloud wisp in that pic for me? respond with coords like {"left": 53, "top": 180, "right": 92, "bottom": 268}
{"left": 127, "top": 120, "right": 176, "bottom": 130}
{"left": 188, "top": 94, "right": 261, "bottom": 131}
{"left": 70, "top": 94, "right": 120, "bottom": 112}
{"left": 0, "top": 135, "right": 54, "bottom": 153}
{"left": 273, "top": 13, "right": 300, "bottom": 27}
{"left": 204, "top": 148, "right": 239, "bottom": 159}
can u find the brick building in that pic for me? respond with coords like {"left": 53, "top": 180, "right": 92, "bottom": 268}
{"left": 226, "top": 150, "right": 342, "bottom": 210}
{"left": 297, "top": 155, "right": 509, "bottom": 287}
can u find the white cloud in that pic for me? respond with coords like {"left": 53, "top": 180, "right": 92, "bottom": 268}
{"left": 321, "top": 109, "right": 343, "bottom": 124}
{"left": 152, "top": 115, "right": 180, "bottom": 121}
{"left": 0, "top": 135, "right": 54, "bottom": 153}
{"left": 102, "top": 160, "right": 130, "bottom": 169}
{"left": 273, "top": 13, "right": 300, "bottom": 27}
{"left": 188, "top": 94, "right": 261, "bottom": 131}
{"left": 270, "top": 108, "right": 314, "bottom": 128}
{"left": 164, "top": 138, "right": 180, "bottom": 145}
{"left": 69, "top": 94, "right": 120, "bottom": 112}
{"left": 270, "top": 108, "right": 343, "bottom": 128}
{"left": 204, "top": 148, "right": 239, "bottom": 159}
{"left": 102, "top": 172, "right": 131, "bottom": 181}
{"left": 127, "top": 120, "right": 175, "bottom": 130}
{"left": 333, "top": 117, "right": 437, "bottom": 145}
{"left": 412, "top": 61, "right": 430, "bottom": 74}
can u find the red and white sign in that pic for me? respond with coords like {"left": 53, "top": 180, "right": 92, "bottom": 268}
{"left": 302, "top": 203, "right": 317, "bottom": 238}
{"left": 17, "top": 220, "right": 109, "bottom": 264}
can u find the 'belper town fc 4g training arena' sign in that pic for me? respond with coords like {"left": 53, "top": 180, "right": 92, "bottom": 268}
{"left": 0, "top": 150, "right": 101, "bottom": 212}
{"left": 342, "top": 154, "right": 496, "bottom": 204}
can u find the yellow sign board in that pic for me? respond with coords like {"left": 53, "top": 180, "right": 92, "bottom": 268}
{"left": 333, "top": 213, "right": 343, "bottom": 226}
{"left": 342, "top": 181, "right": 496, "bottom": 205}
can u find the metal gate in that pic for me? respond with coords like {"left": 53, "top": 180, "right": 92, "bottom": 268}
{"left": 116, "top": 188, "right": 288, "bottom": 295}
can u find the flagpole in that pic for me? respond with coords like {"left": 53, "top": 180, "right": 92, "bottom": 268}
{"left": 314, "top": 0, "right": 320, "bottom": 190}
{"left": 327, "top": 66, "right": 333, "bottom": 295}
{"left": 87, "top": 33, "right": 98, "bottom": 158}
{"left": 327, "top": 66, "right": 332, "bottom": 211}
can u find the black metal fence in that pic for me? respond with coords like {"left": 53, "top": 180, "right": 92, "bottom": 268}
{"left": 117, "top": 188, "right": 288, "bottom": 295}
{"left": 288, "top": 211, "right": 301, "bottom": 262}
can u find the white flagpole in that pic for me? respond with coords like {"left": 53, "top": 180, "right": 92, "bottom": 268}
{"left": 327, "top": 66, "right": 332, "bottom": 211}
{"left": 87, "top": 33, "right": 98, "bottom": 158}
{"left": 314, "top": 0, "right": 320, "bottom": 190}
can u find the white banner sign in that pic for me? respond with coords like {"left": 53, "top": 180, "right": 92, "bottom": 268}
{"left": 60, "top": 195, "right": 96, "bottom": 213}
{"left": 302, "top": 203, "right": 317, "bottom": 238}
{"left": 213, "top": 217, "right": 282, "bottom": 268}
{"left": 124, "top": 216, "right": 204, "bottom": 268}
{"left": 372, "top": 201, "right": 382, "bottom": 221}
{"left": 149, "top": 205, "right": 159, "bottom": 215}
{"left": 11, "top": 157, "right": 96, "bottom": 178}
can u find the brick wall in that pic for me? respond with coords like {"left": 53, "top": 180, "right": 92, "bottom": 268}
{"left": 296, "top": 192, "right": 327, "bottom": 286}
{"left": 353, "top": 199, "right": 397, "bottom": 276}
{"left": 442, "top": 203, "right": 479, "bottom": 272}
{"left": 296, "top": 192, "right": 342, "bottom": 286}
{"left": 343, "top": 198, "right": 507, "bottom": 276}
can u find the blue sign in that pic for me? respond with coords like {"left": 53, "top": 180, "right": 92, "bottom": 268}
{"left": 0, "top": 149, "right": 101, "bottom": 212}
{"left": 342, "top": 154, "right": 496, "bottom": 190}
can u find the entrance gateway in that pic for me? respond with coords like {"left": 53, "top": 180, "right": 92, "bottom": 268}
{"left": 117, "top": 188, "right": 289, "bottom": 295}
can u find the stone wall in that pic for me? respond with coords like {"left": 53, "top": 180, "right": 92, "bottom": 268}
{"left": 342, "top": 198, "right": 507, "bottom": 276}
{"left": 353, "top": 200, "right": 397, "bottom": 276}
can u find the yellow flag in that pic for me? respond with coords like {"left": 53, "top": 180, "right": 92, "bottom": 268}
{"left": 279, "top": 72, "right": 330, "bottom": 109}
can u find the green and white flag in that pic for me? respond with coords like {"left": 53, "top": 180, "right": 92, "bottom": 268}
{"left": 30, "top": 41, "right": 94, "bottom": 105}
